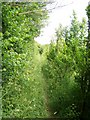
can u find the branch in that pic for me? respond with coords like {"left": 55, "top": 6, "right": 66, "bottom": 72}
{"left": 47, "top": 2, "right": 73, "bottom": 12}
{"left": 4, "top": 2, "right": 25, "bottom": 6}
{"left": 18, "top": 10, "right": 44, "bottom": 15}
{"left": 18, "top": 11, "right": 34, "bottom": 15}
{"left": 17, "top": 2, "right": 73, "bottom": 15}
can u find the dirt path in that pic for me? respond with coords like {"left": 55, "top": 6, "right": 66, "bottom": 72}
{"left": 35, "top": 53, "right": 54, "bottom": 118}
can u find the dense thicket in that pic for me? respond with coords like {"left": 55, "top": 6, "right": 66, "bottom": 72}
{"left": 42, "top": 10, "right": 90, "bottom": 119}
{"left": 2, "top": 2, "right": 48, "bottom": 118}
{"left": 2, "top": 2, "right": 90, "bottom": 119}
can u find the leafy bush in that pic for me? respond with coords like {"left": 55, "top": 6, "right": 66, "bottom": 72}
{"left": 42, "top": 11, "right": 87, "bottom": 119}
{"left": 2, "top": 2, "right": 48, "bottom": 118}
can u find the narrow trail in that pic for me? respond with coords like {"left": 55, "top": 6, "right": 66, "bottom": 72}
{"left": 33, "top": 52, "right": 54, "bottom": 118}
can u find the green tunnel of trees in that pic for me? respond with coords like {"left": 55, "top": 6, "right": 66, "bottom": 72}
{"left": 1, "top": 2, "right": 90, "bottom": 120}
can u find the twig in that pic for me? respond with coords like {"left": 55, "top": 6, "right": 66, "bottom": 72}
{"left": 18, "top": 10, "right": 44, "bottom": 15}
{"left": 47, "top": 2, "right": 73, "bottom": 12}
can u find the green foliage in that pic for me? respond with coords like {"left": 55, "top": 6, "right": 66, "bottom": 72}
{"left": 86, "top": 4, "right": 90, "bottom": 19}
{"left": 2, "top": 2, "right": 48, "bottom": 118}
{"left": 2, "top": 2, "right": 90, "bottom": 119}
{"left": 42, "top": 11, "right": 88, "bottom": 119}
{"left": 38, "top": 46, "right": 43, "bottom": 55}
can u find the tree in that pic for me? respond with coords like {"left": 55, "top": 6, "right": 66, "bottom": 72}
{"left": 79, "top": 3, "right": 90, "bottom": 120}
{"left": 42, "top": 11, "right": 88, "bottom": 119}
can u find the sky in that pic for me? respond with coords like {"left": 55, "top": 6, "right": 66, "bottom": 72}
{"left": 35, "top": 0, "right": 90, "bottom": 45}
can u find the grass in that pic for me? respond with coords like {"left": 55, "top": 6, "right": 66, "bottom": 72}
{"left": 2, "top": 43, "right": 50, "bottom": 118}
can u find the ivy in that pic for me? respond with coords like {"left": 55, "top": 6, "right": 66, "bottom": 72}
{"left": 2, "top": 2, "right": 48, "bottom": 118}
